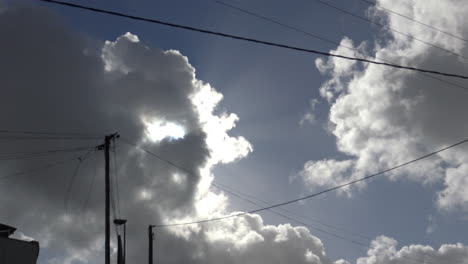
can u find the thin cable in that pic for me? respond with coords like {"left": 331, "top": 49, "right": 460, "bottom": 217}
{"left": 214, "top": 181, "right": 371, "bottom": 240}
{"left": 108, "top": 145, "right": 119, "bottom": 233}
{"left": 212, "top": 182, "right": 368, "bottom": 246}
{"left": 121, "top": 136, "right": 454, "bottom": 264}
{"left": 122, "top": 136, "right": 468, "bottom": 229}
{"left": 110, "top": 174, "right": 118, "bottom": 222}
{"left": 64, "top": 159, "right": 84, "bottom": 214}
{"left": 121, "top": 138, "right": 443, "bottom": 264}
{"left": 122, "top": 137, "right": 368, "bottom": 242}
{"left": 153, "top": 137, "right": 468, "bottom": 227}
{"left": 210, "top": 0, "right": 348, "bottom": 53}
{"left": 0, "top": 146, "right": 96, "bottom": 161}
{"left": 213, "top": 182, "right": 437, "bottom": 264}
{"left": 112, "top": 138, "right": 122, "bottom": 219}
{"left": 39, "top": 0, "right": 468, "bottom": 80}
{"left": 0, "top": 130, "right": 101, "bottom": 138}
{"left": 312, "top": 0, "right": 468, "bottom": 61}
{"left": 108, "top": 140, "right": 121, "bottom": 222}
{"left": 209, "top": 0, "right": 468, "bottom": 94}
{"left": 111, "top": 197, "right": 120, "bottom": 236}
{"left": 0, "top": 156, "right": 85, "bottom": 182}
{"left": 0, "top": 136, "right": 101, "bottom": 140}
{"left": 357, "top": 0, "right": 468, "bottom": 44}
{"left": 110, "top": 157, "right": 120, "bottom": 225}
{"left": 110, "top": 180, "right": 120, "bottom": 236}
{"left": 82, "top": 153, "right": 98, "bottom": 213}
{"left": 0, "top": 146, "right": 95, "bottom": 156}
{"left": 64, "top": 149, "right": 95, "bottom": 214}
{"left": 120, "top": 138, "right": 195, "bottom": 177}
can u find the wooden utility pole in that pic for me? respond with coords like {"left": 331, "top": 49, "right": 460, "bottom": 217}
{"left": 102, "top": 133, "right": 118, "bottom": 264}
{"left": 105, "top": 135, "right": 111, "bottom": 264}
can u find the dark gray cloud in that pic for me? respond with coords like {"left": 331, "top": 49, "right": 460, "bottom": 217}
{"left": 0, "top": 4, "right": 343, "bottom": 264}
{"left": 4, "top": 2, "right": 466, "bottom": 264}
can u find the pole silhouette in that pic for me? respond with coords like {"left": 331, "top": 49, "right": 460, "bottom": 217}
{"left": 149, "top": 225, "right": 154, "bottom": 264}
{"left": 114, "top": 219, "right": 127, "bottom": 264}
{"left": 105, "top": 135, "right": 111, "bottom": 264}
{"left": 102, "top": 133, "right": 118, "bottom": 264}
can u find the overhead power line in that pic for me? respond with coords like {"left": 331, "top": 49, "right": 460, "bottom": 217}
{"left": 215, "top": 182, "right": 437, "bottom": 264}
{"left": 0, "top": 156, "right": 85, "bottom": 182}
{"left": 0, "top": 146, "right": 96, "bottom": 161}
{"left": 209, "top": 0, "right": 344, "bottom": 50}
{"left": 212, "top": 182, "right": 368, "bottom": 247}
{"left": 40, "top": 0, "right": 468, "bottom": 80}
{"left": 120, "top": 136, "right": 468, "bottom": 228}
{"left": 215, "top": 181, "right": 450, "bottom": 264}
{"left": 311, "top": 0, "right": 468, "bottom": 61}
{"left": 151, "top": 137, "right": 468, "bottom": 227}
{"left": 64, "top": 148, "right": 96, "bottom": 214}
{"left": 0, "top": 136, "right": 101, "bottom": 140}
{"left": 111, "top": 138, "right": 122, "bottom": 219}
{"left": 213, "top": 181, "right": 371, "bottom": 240}
{"left": 120, "top": 136, "right": 455, "bottom": 264}
{"left": 357, "top": 0, "right": 468, "bottom": 44}
{"left": 82, "top": 154, "right": 99, "bottom": 213}
{"left": 120, "top": 137, "right": 194, "bottom": 176}
{"left": 0, "top": 130, "right": 102, "bottom": 138}
{"left": 122, "top": 137, "right": 370, "bottom": 244}
{"left": 209, "top": 0, "right": 468, "bottom": 93}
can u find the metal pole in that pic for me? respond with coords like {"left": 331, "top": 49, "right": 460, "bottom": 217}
{"left": 123, "top": 223, "right": 126, "bottom": 264}
{"left": 149, "top": 225, "right": 154, "bottom": 264}
{"left": 105, "top": 135, "right": 111, "bottom": 264}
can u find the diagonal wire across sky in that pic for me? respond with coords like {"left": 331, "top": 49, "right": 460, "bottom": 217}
{"left": 39, "top": 0, "right": 468, "bottom": 80}
{"left": 120, "top": 136, "right": 468, "bottom": 227}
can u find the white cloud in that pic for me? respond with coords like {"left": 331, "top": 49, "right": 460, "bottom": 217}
{"left": 357, "top": 236, "right": 468, "bottom": 264}
{"left": 300, "top": 159, "right": 356, "bottom": 194}
{"left": 144, "top": 118, "right": 186, "bottom": 142}
{"left": 191, "top": 82, "right": 253, "bottom": 165}
{"left": 300, "top": 99, "right": 321, "bottom": 125}
{"left": 425, "top": 215, "right": 437, "bottom": 234}
{"left": 188, "top": 214, "right": 336, "bottom": 264}
{"left": 300, "top": 0, "right": 468, "bottom": 210}
{"left": 4, "top": 2, "right": 467, "bottom": 264}
{"left": 0, "top": 4, "right": 335, "bottom": 264}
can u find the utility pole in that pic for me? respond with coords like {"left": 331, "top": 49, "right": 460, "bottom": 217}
{"left": 148, "top": 225, "right": 155, "bottom": 264}
{"left": 114, "top": 219, "right": 127, "bottom": 264}
{"left": 99, "top": 133, "right": 118, "bottom": 264}
{"left": 105, "top": 135, "right": 111, "bottom": 264}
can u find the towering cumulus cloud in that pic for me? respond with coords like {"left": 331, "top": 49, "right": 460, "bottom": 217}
{"left": 0, "top": 4, "right": 341, "bottom": 264}
{"left": 300, "top": 0, "right": 468, "bottom": 210}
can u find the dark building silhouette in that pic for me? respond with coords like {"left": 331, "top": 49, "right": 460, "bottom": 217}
{"left": 0, "top": 223, "right": 39, "bottom": 264}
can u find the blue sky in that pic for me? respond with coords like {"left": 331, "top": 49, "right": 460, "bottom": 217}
{"left": 3, "top": 0, "right": 468, "bottom": 263}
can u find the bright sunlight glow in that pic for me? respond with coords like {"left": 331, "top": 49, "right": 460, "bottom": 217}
{"left": 145, "top": 119, "right": 186, "bottom": 142}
